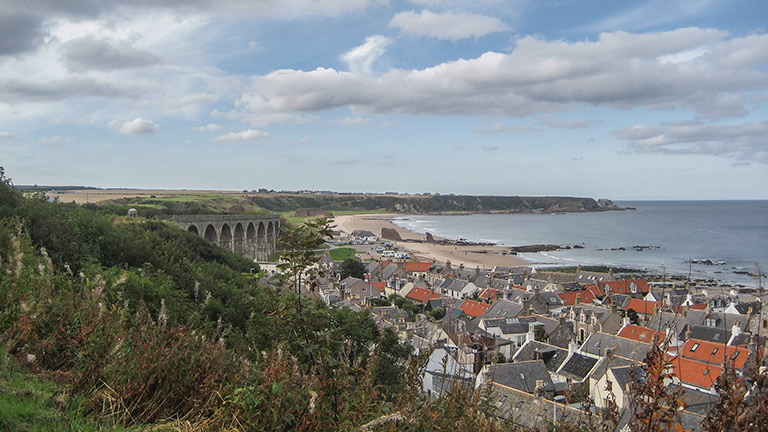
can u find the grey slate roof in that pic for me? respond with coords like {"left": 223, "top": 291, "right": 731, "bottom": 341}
{"left": 483, "top": 317, "right": 530, "bottom": 335}
{"left": 487, "top": 361, "right": 555, "bottom": 394}
{"left": 609, "top": 364, "right": 641, "bottom": 389}
{"left": 490, "top": 384, "right": 597, "bottom": 430}
{"left": 481, "top": 299, "right": 525, "bottom": 320}
{"left": 558, "top": 353, "right": 598, "bottom": 382}
{"left": 581, "top": 332, "right": 652, "bottom": 362}
{"left": 589, "top": 355, "right": 637, "bottom": 382}
{"left": 538, "top": 291, "right": 563, "bottom": 306}
{"left": 513, "top": 341, "right": 568, "bottom": 372}
{"left": 685, "top": 325, "right": 728, "bottom": 344}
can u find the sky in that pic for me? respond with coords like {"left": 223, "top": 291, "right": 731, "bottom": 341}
{"left": 1, "top": 0, "right": 767, "bottom": 200}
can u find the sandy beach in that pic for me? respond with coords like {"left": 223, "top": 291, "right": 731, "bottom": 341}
{"left": 332, "top": 213, "right": 531, "bottom": 270}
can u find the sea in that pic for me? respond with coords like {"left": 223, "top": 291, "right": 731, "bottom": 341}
{"left": 391, "top": 201, "right": 768, "bottom": 288}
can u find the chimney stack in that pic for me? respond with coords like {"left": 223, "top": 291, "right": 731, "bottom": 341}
{"left": 568, "top": 338, "right": 578, "bottom": 356}
{"left": 527, "top": 323, "right": 536, "bottom": 343}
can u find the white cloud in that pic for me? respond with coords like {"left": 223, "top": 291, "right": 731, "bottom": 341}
{"left": 119, "top": 118, "right": 159, "bottom": 134}
{"left": 475, "top": 123, "right": 537, "bottom": 134}
{"left": 615, "top": 121, "right": 768, "bottom": 163}
{"left": 60, "top": 37, "right": 160, "bottom": 71}
{"left": 214, "top": 129, "right": 268, "bottom": 141}
{"left": 390, "top": 10, "right": 509, "bottom": 40}
{"left": 37, "top": 136, "right": 74, "bottom": 148}
{"left": 194, "top": 123, "right": 223, "bottom": 131}
{"left": 341, "top": 35, "right": 392, "bottom": 75}
{"left": 236, "top": 29, "right": 766, "bottom": 123}
{"left": 482, "top": 145, "right": 499, "bottom": 151}
{"left": 539, "top": 119, "right": 601, "bottom": 129}
{"left": 0, "top": 132, "right": 14, "bottom": 139}
{"left": 335, "top": 116, "right": 372, "bottom": 126}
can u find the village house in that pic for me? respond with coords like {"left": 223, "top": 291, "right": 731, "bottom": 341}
{"left": 476, "top": 361, "right": 556, "bottom": 400}
{"left": 421, "top": 347, "right": 475, "bottom": 398}
{"left": 568, "top": 304, "right": 623, "bottom": 343}
{"left": 600, "top": 279, "right": 651, "bottom": 297}
{"left": 349, "top": 230, "right": 378, "bottom": 243}
{"left": 339, "top": 276, "right": 381, "bottom": 305}
{"left": 404, "top": 261, "right": 433, "bottom": 279}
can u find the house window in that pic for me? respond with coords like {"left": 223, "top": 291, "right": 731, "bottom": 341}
{"left": 630, "top": 283, "right": 637, "bottom": 293}
{"left": 690, "top": 343, "right": 699, "bottom": 352}
{"left": 763, "top": 319, "right": 767, "bottom": 329}
{"left": 731, "top": 352, "right": 740, "bottom": 360}
{"left": 712, "top": 348, "right": 719, "bottom": 355}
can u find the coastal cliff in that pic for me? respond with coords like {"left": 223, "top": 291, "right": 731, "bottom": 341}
{"left": 390, "top": 195, "right": 622, "bottom": 214}
{"left": 89, "top": 191, "right": 624, "bottom": 216}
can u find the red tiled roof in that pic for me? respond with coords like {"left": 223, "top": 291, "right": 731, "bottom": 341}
{"left": 671, "top": 356, "right": 722, "bottom": 389}
{"left": 406, "top": 287, "right": 440, "bottom": 303}
{"left": 585, "top": 283, "right": 605, "bottom": 298}
{"left": 371, "top": 281, "right": 387, "bottom": 290}
{"left": 478, "top": 288, "right": 503, "bottom": 301}
{"left": 557, "top": 290, "right": 596, "bottom": 306}
{"left": 404, "top": 261, "right": 432, "bottom": 273}
{"left": 600, "top": 279, "right": 651, "bottom": 295}
{"left": 680, "top": 338, "right": 750, "bottom": 369}
{"left": 460, "top": 299, "right": 492, "bottom": 318}
{"left": 618, "top": 325, "right": 665, "bottom": 343}
{"left": 672, "top": 303, "right": 707, "bottom": 313}
{"left": 624, "top": 299, "right": 660, "bottom": 315}
{"left": 512, "top": 285, "right": 528, "bottom": 291}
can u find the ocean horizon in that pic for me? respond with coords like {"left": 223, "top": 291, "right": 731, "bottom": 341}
{"left": 391, "top": 200, "right": 768, "bottom": 288}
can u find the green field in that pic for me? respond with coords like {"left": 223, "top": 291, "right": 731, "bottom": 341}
{"left": 329, "top": 247, "right": 357, "bottom": 260}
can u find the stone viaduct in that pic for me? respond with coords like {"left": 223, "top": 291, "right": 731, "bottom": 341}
{"left": 167, "top": 215, "right": 280, "bottom": 261}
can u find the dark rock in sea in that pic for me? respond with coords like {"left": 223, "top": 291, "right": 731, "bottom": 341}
{"left": 611, "top": 247, "right": 626, "bottom": 251}
{"left": 509, "top": 244, "right": 562, "bottom": 253}
{"left": 632, "top": 245, "right": 661, "bottom": 251}
{"left": 573, "top": 244, "right": 584, "bottom": 249}
{"left": 689, "top": 258, "right": 727, "bottom": 265}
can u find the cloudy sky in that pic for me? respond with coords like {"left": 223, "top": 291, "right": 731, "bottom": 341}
{"left": 1, "top": 0, "right": 766, "bottom": 199}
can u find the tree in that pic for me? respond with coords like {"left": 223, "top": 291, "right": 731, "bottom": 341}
{"left": 277, "top": 218, "right": 332, "bottom": 296}
{"left": 340, "top": 257, "right": 366, "bottom": 279}
{"left": 427, "top": 307, "right": 445, "bottom": 321}
{"left": 626, "top": 308, "right": 639, "bottom": 325}
{"left": 371, "top": 327, "right": 412, "bottom": 398}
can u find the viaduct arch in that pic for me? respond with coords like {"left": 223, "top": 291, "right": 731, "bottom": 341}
{"left": 167, "top": 215, "right": 280, "bottom": 261}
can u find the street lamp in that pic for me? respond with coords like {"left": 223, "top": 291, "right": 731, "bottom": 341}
{"left": 553, "top": 395, "right": 566, "bottom": 424}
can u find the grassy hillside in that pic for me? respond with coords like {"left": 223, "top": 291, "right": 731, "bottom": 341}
{"left": 0, "top": 168, "right": 484, "bottom": 431}
{"left": 83, "top": 192, "right": 620, "bottom": 217}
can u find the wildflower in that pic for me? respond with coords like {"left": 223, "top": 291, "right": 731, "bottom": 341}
{"left": 158, "top": 299, "right": 168, "bottom": 327}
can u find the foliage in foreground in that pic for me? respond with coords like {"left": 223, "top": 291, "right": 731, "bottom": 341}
{"left": 2, "top": 168, "right": 767, "bottom": 431}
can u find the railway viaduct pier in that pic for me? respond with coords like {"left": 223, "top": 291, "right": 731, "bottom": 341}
{"left": 167, "top": 215, "right": 280, "bottom": 261}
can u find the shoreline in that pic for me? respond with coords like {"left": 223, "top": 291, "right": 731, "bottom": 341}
{"left": 332, "top": 213, "right": 761, "bottom": 289}
{"left": 332, "top": 213, "right": 533, "bottom": 270}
